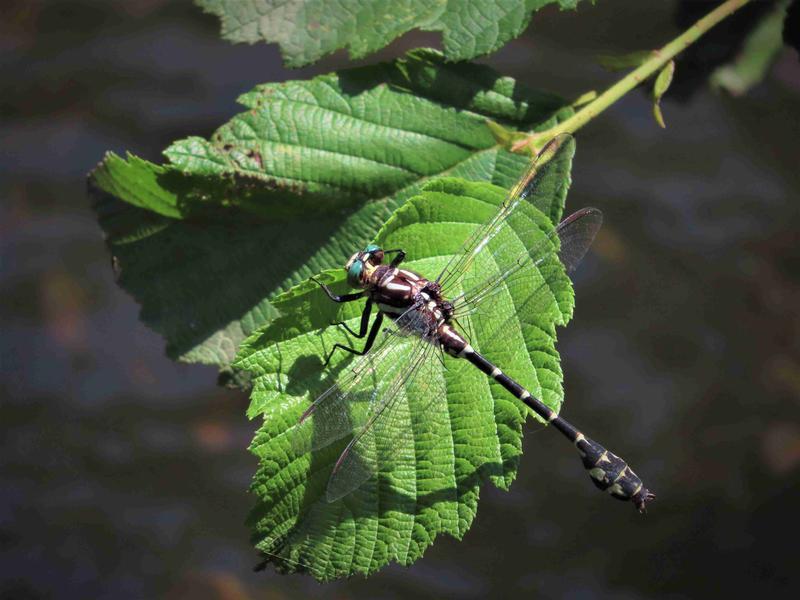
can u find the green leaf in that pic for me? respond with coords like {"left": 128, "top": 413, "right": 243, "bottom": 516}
{"left": 89, "top": 49, "right": 572, "bottom": 369}
{"left": 196, "top": 0, "right": 591, "bottom": 67}
{"left": 235, "top": 154, "right": 576, "bottom": 578}
{"left": 651, "top": 60, "right": 675, "bottom": 129}
{"left": 711, "top": 0, "right": 789, "bottom": 96}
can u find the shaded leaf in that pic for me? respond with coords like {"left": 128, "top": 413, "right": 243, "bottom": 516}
{"left": 89, "top": 49, "right": 572, "bottom": 368}
{"left": 196, "top": 0, "right": 591, "bottom": 67}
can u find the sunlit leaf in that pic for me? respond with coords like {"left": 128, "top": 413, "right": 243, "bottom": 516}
{"left": 235, "top": 139, "right": 577, "bottom": 579}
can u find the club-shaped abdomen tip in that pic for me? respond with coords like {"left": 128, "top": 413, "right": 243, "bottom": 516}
{"left": 576, "top": 434, "right": 655, "bottom": 513}
{"left": 632, "top": 487, "right": 656, "bottom": 514}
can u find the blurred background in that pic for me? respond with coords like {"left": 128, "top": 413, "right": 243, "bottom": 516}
{"left": 2, "top": 0, "right": 799, "bottom": 598}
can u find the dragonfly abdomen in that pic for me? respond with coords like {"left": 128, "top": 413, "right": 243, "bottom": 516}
{"left": 463, "top": 349, "right": 559, "bottom": 421}
{"left": 462, "top": 348, "right": 655, "bottom": 512}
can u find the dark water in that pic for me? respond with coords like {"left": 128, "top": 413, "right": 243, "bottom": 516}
{"left": 2, "top": 1, "right": 799, "bottom": 598}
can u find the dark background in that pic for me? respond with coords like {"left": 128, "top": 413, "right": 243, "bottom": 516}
{"left": 2, "top": 1, "right": 799, "bottom": 598}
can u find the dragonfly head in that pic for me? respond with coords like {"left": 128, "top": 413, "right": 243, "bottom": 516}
{"left": 344, "top": 244, "right": 384, "bottom": 288}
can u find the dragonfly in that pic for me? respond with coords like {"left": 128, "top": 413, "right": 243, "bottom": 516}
{"left": 298, "top": 133, "right": 655, "bottom": 512}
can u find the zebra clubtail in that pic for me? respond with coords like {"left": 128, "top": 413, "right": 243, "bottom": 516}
{"left": 300, "top": 134, "right": 655, "bottom": 512}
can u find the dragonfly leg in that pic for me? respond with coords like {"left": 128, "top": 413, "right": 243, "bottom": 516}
{"left": 324, "top": 312, "right": 384, "bottom": 367}
{"left": 334, "top": 299, "right": 373, "bottom": 337}
{"left": 383, "top": 249, "right": 406, "bottom": 268}
{"left": 311, "top": 277, "right": 365, "bottom": 303}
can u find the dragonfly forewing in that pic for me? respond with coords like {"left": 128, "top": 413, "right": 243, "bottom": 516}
{"left": 452, "top": 207, "right": 602, "bottom": 315}
{"left": 436, "top": 134, "right": 575, "bottom": 296}
{"left": 448, "top": 208, "right": 604, "bottom": 414}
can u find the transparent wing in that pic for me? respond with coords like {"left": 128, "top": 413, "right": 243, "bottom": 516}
{"left": 325, "top": 334, "right": 449, "bottom": 502}
{"left": 292, "top": 306, "right": 431, "bottom": 456}
{"left": 451, "top": 207, "right": 603, "bottom": 314}
{"left": 292, "top": 305, "right": 449, "bottom": 502}
{"left": 451, "top": 208, "right": 602, "bottom": 411}
{"left": 436, "top": 133, "right": 574, "bottom": 295}
{"left": 553, "top": 207, "right": 605, "bottom": 275}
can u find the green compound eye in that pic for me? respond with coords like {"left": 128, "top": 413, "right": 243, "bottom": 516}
{"left": 364, "top": 244, "right": 381, "bottom": 253}
{"left": 346, "top": 260, "right": 364, "bottom": 288}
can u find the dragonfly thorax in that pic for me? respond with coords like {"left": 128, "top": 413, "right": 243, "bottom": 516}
{"left": 367, "top": 266, "right": 466, "bottom": 355}
{"left": 368, "top": 265, "right": 430, "bottom": 315}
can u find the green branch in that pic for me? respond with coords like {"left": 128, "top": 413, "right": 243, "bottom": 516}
{"left": 513, "top": 0, "right": 752, "bottom": 153}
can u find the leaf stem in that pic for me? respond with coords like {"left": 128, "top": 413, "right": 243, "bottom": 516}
{"left": 513, "top": 0, "right": 752, "bottom": 153}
